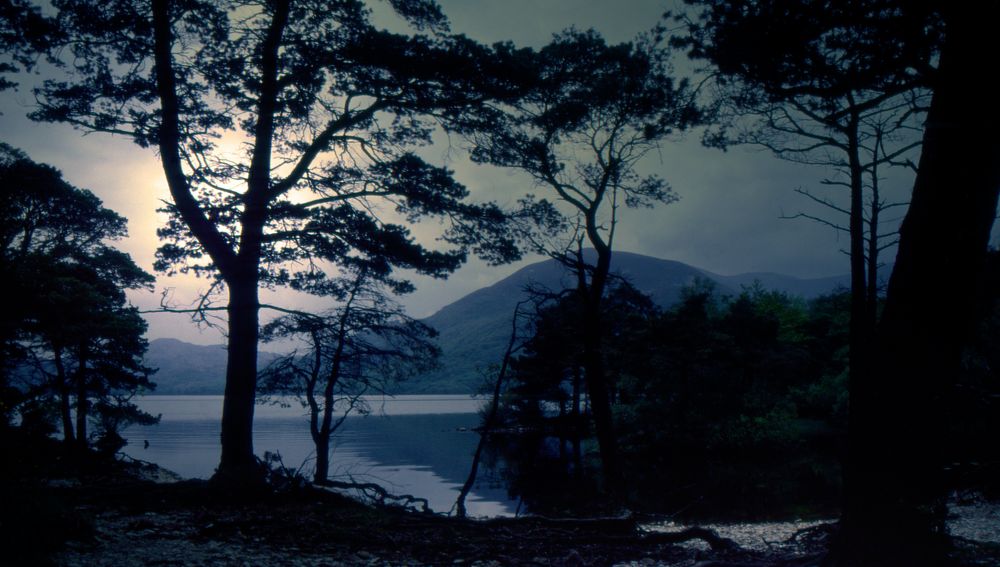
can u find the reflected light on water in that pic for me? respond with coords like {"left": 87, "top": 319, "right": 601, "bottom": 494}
{"left": 124, "top": 395, "right": 515, "bottom": 517}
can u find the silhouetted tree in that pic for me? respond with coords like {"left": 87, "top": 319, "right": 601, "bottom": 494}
{"left": 499, "top": 280, "right": 848, "bottom": 515}
{"left": 258, "top": 263, "right": 439, "bottom": 484}
{"left": 0, "top": 145, "right": 157, "bottom": 450}
{"left": 469, "top": 28, "right": 701, "bottom": 491}
{"left": 674, "top": 2, "right": 940, "bottom": 449}
{"left": 25, "top": 0, "right": 526, "bottom": 484}
{"left": 0, "top": 0, "right": 59, "bottom": 92}
{"left": 28, "top": 255, "right": 156, "bottom": 450}
{"left": 672, "top": 3, "right": 1000, "bottom": 561}
{"left": 840, "top": 5, "right": 1000, "bottom": 563}
{"left": 455, "top": 299, "right": 532, "bottom": 519}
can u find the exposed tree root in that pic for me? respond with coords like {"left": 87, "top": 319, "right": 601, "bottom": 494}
{"left": 316, "top": 478, "right": 432, "bottom": 513}
{"left": 788, "top": 521, "right": 837, "bottom": 549}
{"left": 641, "top": 526, "right": 741, "bottom": 551}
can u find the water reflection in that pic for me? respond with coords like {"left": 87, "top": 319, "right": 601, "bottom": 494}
{"left": 123, "top": 395, "right": 516, "bottom": 517}
{"left": 486, "top": 429, "right": 842, "bottom": 522}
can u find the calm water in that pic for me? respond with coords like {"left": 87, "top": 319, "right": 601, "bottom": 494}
{"left": 120, "top": 396, "right": 1000, "bottom": 545}
{"left": 123, "top": 395, "right": 517, "bottom": 517}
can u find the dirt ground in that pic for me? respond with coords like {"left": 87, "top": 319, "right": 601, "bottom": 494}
{"left": 9, "top": 461, "right": 999, "bottom": 567}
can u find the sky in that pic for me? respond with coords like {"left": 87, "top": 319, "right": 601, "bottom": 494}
{"left": 0, "top": 0, "right": 915, "bottom": 345}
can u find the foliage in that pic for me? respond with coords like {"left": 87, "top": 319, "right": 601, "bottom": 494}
{"left": 504, "top": 280, "right": 657, "bottom": 428}
{"left": 471, "top": 27, "right": 701, "bottom": 256}
{"left": 465, "top": 27, "right": 702, "bottom": 487}
{"left": 673, "top": 0, "right": 938, "bottom": 333}
{"left": 615, "top": 283, "right": 829, "bottom": 453}
{"left": 496, "top": 280, "right": 850, "bottom": 512}
{"left": 0, "top": 0, "right": 61, "bottom": 91}
{"left": 20, "top": 0, "right": 535, "bottom": 476}
{"left": 0, "top": 144, "right": 157, "bottom": 447}
{"left": 29, "top": 0, "right": 525, "bottom": 290}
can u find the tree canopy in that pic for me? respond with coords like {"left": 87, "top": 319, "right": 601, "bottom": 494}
{"left": 0, "top": 144, "right": 156, "bottom": 450}
{"left": 23, "top": 0, "right": 535, "bottom": 482}
{"left": 467, "top": 27, "right": 702, "bottom": 492}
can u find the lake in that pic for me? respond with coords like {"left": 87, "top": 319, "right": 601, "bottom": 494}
{"left": 120, "top": 396, "right": 1000, "bottom": 546}
{"left": 123, "top": 395, "right": 517, "bottom": 517}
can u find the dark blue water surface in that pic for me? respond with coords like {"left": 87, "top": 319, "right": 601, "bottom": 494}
{"left": 123, "top": 395, "right": 516, "bottom": 517}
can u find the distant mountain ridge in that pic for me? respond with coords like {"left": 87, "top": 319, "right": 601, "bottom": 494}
{"left": 409, "top": 250, "right": 851, "bottom": 394}
{"left": 144, "top": 339, "right": 280, "bottom": 395}
{"left": 147, "top": 252, "right": 851, "bottom": 395}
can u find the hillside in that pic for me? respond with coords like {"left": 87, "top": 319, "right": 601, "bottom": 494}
{"left": 144, "top": 339, "right": 280, "bottom": 395}
{"left": 146, "top": 252, "right": 851, "bottom": 395}
{"left": 404, "top": 251, "right": 850, "bottom": 394}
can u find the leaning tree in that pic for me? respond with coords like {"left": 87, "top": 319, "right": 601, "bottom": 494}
{"left": 25, "top": 0, "right": 526, "bottom": 484}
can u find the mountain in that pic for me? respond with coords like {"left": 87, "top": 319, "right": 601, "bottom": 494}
{"left": 403, "top": 251, "right": 850, "bottom": 394}
{"left": 144, "top": 338, "right": 280, "bottom": 395}
{"left": 146, "top": 252, "right": 851, "bottom": 395}
{"left": 705, "top": 270, "right": 850, "bottom": 299}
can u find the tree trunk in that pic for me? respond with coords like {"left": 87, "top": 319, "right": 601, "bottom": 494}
{"left": 73, "top": 346, "right": 88, "bottom": 451}
{"left": 314, "top": 431, "right": 331, "bottom": 484}
{"left": 866, "top": 141, "right": 883, "bottom": 330}
{"left": 840, "top": 111, "right": 878, "bottom": 561}
{"left": 571, "top": 364, "right": 583, "bottom": 475}
{"left": 837, "top": 5, "right": 1000, "bottom": 563}
{"left": 53, "top": 345, "right": 74, "bottom": 445}
{"left": 457, "top": 302, "right": 521, "bottom": 518}
{"left": 580, "top": 245, "right": 620, "bottom": 493}
{"left": 216, "top": 276, "right": 262, "bottom": 484}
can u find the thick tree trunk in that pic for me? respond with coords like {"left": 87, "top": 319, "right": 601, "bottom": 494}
{"left": 837, "top": 5, "right": 1000, "bottom": 563}
{"left": 580, "top": 244, "right": 620, "bottom": 493}
{"left": 216, "top": 277, "right": 261, "bottom": 483}
{"left": 314, "top": 431, "right": 331, "bottom": 484}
